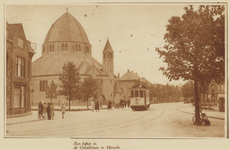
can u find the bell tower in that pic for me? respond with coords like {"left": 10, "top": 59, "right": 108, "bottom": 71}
{"left": 102, "top": 38, "right": 114, "bottom": 76}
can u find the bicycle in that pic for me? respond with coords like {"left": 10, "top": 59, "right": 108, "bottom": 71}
{"left": 192, "top": 109, "right": 210, "bottom": 125}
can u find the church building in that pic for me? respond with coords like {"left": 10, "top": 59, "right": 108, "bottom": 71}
{"left": 31, "top": 11, "right": 117, "bottom": 105}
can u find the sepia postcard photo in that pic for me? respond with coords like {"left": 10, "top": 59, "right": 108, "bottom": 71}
{"left": 2, "top": 1, "right": 229, "bottom": 150}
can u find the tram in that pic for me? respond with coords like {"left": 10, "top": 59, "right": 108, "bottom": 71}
{"left": 130, "top": 85, "right": 150, "bottom": 110}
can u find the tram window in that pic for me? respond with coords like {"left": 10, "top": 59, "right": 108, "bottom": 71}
{"left": 140, "top": 90, "right": 143, "bottom": 98}
{"left": 131, "top": 91, "right": 134, "bottom": 98}
{"left": 135, "top": 91, "right": 139, "bottom": 97}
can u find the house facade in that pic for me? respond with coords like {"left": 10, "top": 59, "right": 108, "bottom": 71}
{"left": 6, "top": 22, "right": 35, "bottom": 116}
{"left": 200, "top": 80, "right": 225, "bottom": 111}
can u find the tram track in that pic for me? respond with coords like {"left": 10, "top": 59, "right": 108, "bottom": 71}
{"left": 7, "top": 106, "right": 166, "bottom": 137}
{"left": 74, "top": 108, "right": 165, "bottom": 137}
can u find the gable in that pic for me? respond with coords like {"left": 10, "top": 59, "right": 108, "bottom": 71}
{"left": 9, "top": 24, "right": 28, "bottom": 50}
{"left": 85, "top": 65, "right": 102, "bottom": 77}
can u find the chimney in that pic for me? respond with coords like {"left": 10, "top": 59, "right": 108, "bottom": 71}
{"left": 128, "top": 69, "right": 130, "bottom": 72}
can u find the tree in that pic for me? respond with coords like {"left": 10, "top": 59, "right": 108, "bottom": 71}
{"left": 81, "top": 76, "right": 98, "bottom": 108}
{"left": 198, "top": 81, "right": 210, "bottom": 103}
{"left": 59, "top": 62, "right": 81, "bottom": 110}
{"left": 181, "top": 81, "right": 194, "bottom": 98}
{"left": 45, "top": 80, "right": 58, "bottom": 103}
{"left": 155, "top": 5, "right": 225, "bottom": 125}
{"left": 132, "top": 79, "right": 148, "bottom": 89}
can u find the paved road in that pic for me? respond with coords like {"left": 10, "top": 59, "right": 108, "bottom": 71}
{"left": 5, "top": 102, "right": 225, "bottom": 138}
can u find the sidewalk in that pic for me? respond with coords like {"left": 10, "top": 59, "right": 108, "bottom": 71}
{"left": 178, "top": 103, "right": 225, "bottom": 120}
{"left": 6, "top": 106, "right": 130, "bottom": 125}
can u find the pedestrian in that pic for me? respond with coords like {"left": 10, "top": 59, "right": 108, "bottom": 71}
{"left": 38, "top": 102, "right": 43, "bottom": 119}
{"left": 107, "top": 100, "right": 112, "bottom": 111}
{"left": 127, "top": 100, "right": 130, "bottom": 108}
{"left": 42, "top": 102, "right": 47, "bottom": 119}
{"left": 46, "top": 103, "right": 51, "bottom": 120}
{"left": 124, "top": 100, "right": 127, "bottom": 108}
{"left": 119, "top": 99, "right": 123, "bottom": 109}
{"left": 60, "top": 102, "right": 66, "bottom": 118}
{"left": 95, "top": 100, "right": 99, "bottom": 112}
{"left": 50, "top": 102, "right": 55, "bottom": 120}
{"left": 115, "top": 101, "right": 119, "bottom": 109}
{"left": 91, "top": 100, "right": 95, "bottom": 112}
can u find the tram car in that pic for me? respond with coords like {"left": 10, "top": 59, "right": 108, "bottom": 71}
{"left": 130, "top": 86, "right": 150, "bottom": 110}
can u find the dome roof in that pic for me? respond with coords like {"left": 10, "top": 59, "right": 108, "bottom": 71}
{"left": 43, "top": 12, "right": 90, "bottom": 44}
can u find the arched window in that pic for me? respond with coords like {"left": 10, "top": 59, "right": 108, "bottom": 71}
{"left": 75, "top": 44, "right": 78, "bottom": 52}
{"left": 40, "top": 80, "right": 42, "bottom": 92}
{"left": 65, "top": 44, "right": 68, "bottom": 51}
{"left": 62, "top": 44, "right": 65, "bottom": 51}
{"left": 79, "top": 45, "right": 81, "bottom": 52}
{"left": 50, "top": 45, "right": 52, "bottom": 52}
{"left": 43, "top": 80, "right": 46, "bottom": 92}
{"left": 40, "top": 80, "right": 48, "bottom": 92}
{"left": 104, "top": 53, "right": 106, "bottom": 58}
{"left": 109, "top": 53, "right": 112, "bottom": 58}
{"left": 52, "top": 44, "right": 54, "bottom": 52}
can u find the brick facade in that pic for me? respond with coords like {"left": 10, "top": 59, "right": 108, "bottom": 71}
{"left": 6, "top": 22, "right": 35, "bottom": 116}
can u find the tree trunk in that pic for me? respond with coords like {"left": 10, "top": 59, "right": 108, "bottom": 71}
{"left": 203, "top": 89, "right": 206, "bottom": 104}
{"left": 194, "top": 79, "right": 201, "bottom": 125}
{"left": 69, "top": 98, "right": 71, "bottom": 110}
{"left": 87, "top": 97, "right": 89, "bottom": 109}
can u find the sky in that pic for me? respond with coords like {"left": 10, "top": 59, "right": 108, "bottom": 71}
{"left": 5, "top": 4, "right": 201, "bottom": 86}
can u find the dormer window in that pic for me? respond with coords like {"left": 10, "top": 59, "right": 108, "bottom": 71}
{"left": 49, "top": 44, "right": 54, "bottom": 52}
{"left": 86, "top": 46, "right": 90, "bottom": 54}
{"left": 50, "top": 45, "right": 52, "bottom": 52}
{"left": 17, "top": 37, "right": 24, "bottom": 48}
{"left": 43, "top": 47, "right": 45, "bottom": 54}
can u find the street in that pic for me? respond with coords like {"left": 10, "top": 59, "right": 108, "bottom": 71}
{"left": 6, "top": 102, "right": 225, "bottom": 138}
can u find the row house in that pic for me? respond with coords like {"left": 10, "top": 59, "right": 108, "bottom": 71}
{"left": 6, "top": 22, "right": 35, "bottom": 116}
{"left": 200, "top": 80, "right": 225, "bottom": 112}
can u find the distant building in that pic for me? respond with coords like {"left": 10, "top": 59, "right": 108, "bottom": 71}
{"left": 114, "top": 70, "right": 152, "bottom": 103}
{"left": 6, "top": 22, "right": 36, "bottom": 116}
{"left": 200, "top": 80, "right": 225, "bottom": 111}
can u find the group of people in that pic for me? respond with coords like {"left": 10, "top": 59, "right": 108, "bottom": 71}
{"left": 114, "top": 99, "right": 130, "bottom": 109}
{"left": 91, "top": 99, "right": 130, "bottom": 112}
{"left": 91, "top": 100, "right": 100, "bottom": 112}
{"left": 38, "top": 101, "right": 66, "bottom": 120}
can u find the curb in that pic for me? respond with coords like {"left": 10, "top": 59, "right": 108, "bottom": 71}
{"left": 6, "top": 119, "right": 44, "bottom": 125}
{"left": 177, "top": 109, "right": 225, "bottom": 120}
{"left": 6, "top": 112, "right": 33, "bottom": 118}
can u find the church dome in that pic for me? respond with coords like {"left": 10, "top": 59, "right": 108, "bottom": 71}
{"left": 43, "top": 12, "right": 90, "bottom": 44}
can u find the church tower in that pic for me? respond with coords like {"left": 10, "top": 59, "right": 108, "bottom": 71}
{"left": 102, "top": 38, "right": 114, "bottom": 77}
